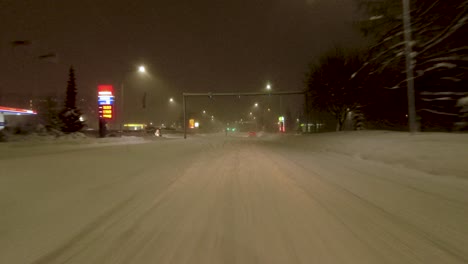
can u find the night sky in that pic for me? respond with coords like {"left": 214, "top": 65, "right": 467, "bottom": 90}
{"left": 0, "top": 0, "right": 363, "bottom": 126}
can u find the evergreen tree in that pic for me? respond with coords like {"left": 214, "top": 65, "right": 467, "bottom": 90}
{"left": 59, "top": 67, "right": 84, "bottom": 133}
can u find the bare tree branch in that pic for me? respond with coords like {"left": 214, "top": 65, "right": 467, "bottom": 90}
{"left": 419, "top": 108, "right": 459, "bottom": 116}
{"left": 419, "top": 10, "right": 468, "bottom": 55}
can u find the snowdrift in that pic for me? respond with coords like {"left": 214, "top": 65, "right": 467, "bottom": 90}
{"left": 275, "top": 131, "right": 468, "bottom": 179}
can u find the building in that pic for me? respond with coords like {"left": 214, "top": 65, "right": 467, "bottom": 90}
{"left": 0, "top": 106, "right": 37, "bottom": 130}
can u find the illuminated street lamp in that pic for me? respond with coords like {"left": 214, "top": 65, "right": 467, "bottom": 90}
{"left": 266, "top": 83, "right": 271, "bottom": 90}
{"left": 121, "top": 65, "right": 147, "bottom": 131}
{"left": 169, "top": 97, "right": 174, "bottom": 103}
{"left": 254, "top": 102, "right": 258, "bottom": 107}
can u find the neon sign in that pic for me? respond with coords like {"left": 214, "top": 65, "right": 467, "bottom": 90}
{"left": 98, "top": 85, "right": 114, "bottom": 119}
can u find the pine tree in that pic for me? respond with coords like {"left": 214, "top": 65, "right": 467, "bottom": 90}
{"left": 59, "top": 67, "right": 84, "bottom": 133}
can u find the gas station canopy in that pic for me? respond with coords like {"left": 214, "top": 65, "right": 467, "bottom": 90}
{"left": 0, "top": 106, "right": 37, "bottom": 129}
{"left": 0, "top": 106, "right": 37, "bottom": 115}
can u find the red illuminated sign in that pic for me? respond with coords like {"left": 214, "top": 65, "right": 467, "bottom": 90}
{"left": 98, "top": 85, "right": 114, "bottom": 94}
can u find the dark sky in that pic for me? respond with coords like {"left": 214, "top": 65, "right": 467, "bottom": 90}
{"left": 0, "top": 0, "right": 363, "bottom": 126}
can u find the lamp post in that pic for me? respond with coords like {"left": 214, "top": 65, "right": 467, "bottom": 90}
{"left": 120, "top": 65, "right": 146, "bottom": 132}
{"left": 402, "top": 0, "right": 418, "bottom": 133}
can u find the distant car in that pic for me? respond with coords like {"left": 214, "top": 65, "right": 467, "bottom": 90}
{"left": 248, "top": 131, "right": 257, "bottom": 137}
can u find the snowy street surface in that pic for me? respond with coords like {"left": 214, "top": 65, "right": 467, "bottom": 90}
{"left": 1, "top": 131, "right": 468, "bottom": 264}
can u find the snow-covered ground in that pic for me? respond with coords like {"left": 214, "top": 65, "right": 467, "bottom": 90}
{"left": 270, "top": 130, "right": 468, "bottom": 179}
{"left": 0, "top": 133, "right": 174, "bottom": 160}
{"left": 1, "top": 131, "right": 467, "bottom": 263}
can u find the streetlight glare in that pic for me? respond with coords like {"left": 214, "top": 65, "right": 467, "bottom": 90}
{"left": 254, "top": 103, "right": 258, "bottom": 107}
{"left": 169, "top": 97, "right": 174, "bottom": 102}
{"left": 138, "top": 66, "right": 146, "bottom": 73}
{"left": 266, "top": 84, "right": 271, "bottom": 90}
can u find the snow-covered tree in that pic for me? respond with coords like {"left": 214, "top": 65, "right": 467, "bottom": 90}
{"left": 355, "top": 0, "right": 468, "bottom": 129}
{"left": 59, "top": 67, "right": 84, "bottom": 133}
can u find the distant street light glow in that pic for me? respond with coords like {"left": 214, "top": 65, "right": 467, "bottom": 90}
{"left": 254, "top": 103, "right": 258, "bottom": 107}
{"left": 266, "top": 84, "right": 271, "bottom": 90}
{"left": 138, "top": 65, "right": 146, "bottom": 73}
{"left": 169, "top": 97, "right": 174, "bottom": 102}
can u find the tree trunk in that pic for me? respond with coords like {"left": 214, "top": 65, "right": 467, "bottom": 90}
{"left": 336, "top": 117, "right": 345, "bottom": 131}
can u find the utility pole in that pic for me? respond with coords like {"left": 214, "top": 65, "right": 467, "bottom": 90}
{"left": 305, "top": 93, "right": 309, "bottom": 133}
{"left": 120, "top": 83, "right": 124, "bottom": 132}
{"left": 402, "top": 0, "right": 418, "bottom": 133}
{"left": 183, "top": 95, "right": 187, "bottom": 139}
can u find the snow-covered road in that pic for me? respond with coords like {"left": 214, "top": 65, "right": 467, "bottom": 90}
{"left": 1, "top": 133, "right": 467, "bottom": 263}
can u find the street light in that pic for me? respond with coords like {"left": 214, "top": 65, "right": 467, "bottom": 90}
{"left": 121, "top": 65, "right": 147, "bottom": 131}
{"left": 169, "top": 97, "right": 174, "bottom": 102}
{"left": 266, "top": 83, "right": 271, "bottom": 90}
{"left": 402, "top": 0, "right": 417, "bottom": 133}
{"left": 254, "top": 102, "right": 258, "bottom": 107}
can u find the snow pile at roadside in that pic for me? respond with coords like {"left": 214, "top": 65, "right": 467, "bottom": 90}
{"left": 0, "top": 134, "right": 152, "bottom": 160}
{"left": 0, "top": 132, "right": 149, "bottom": 149}
{"left": 279, "top": 131, "right": 468, "bottom": 179}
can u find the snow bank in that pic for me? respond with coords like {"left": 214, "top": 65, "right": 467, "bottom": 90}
{"left": 275, "top": 131, "right": 468, "bottom": 179}
{"left": 0, "top": 134, "right": 151, "bottom": 160}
